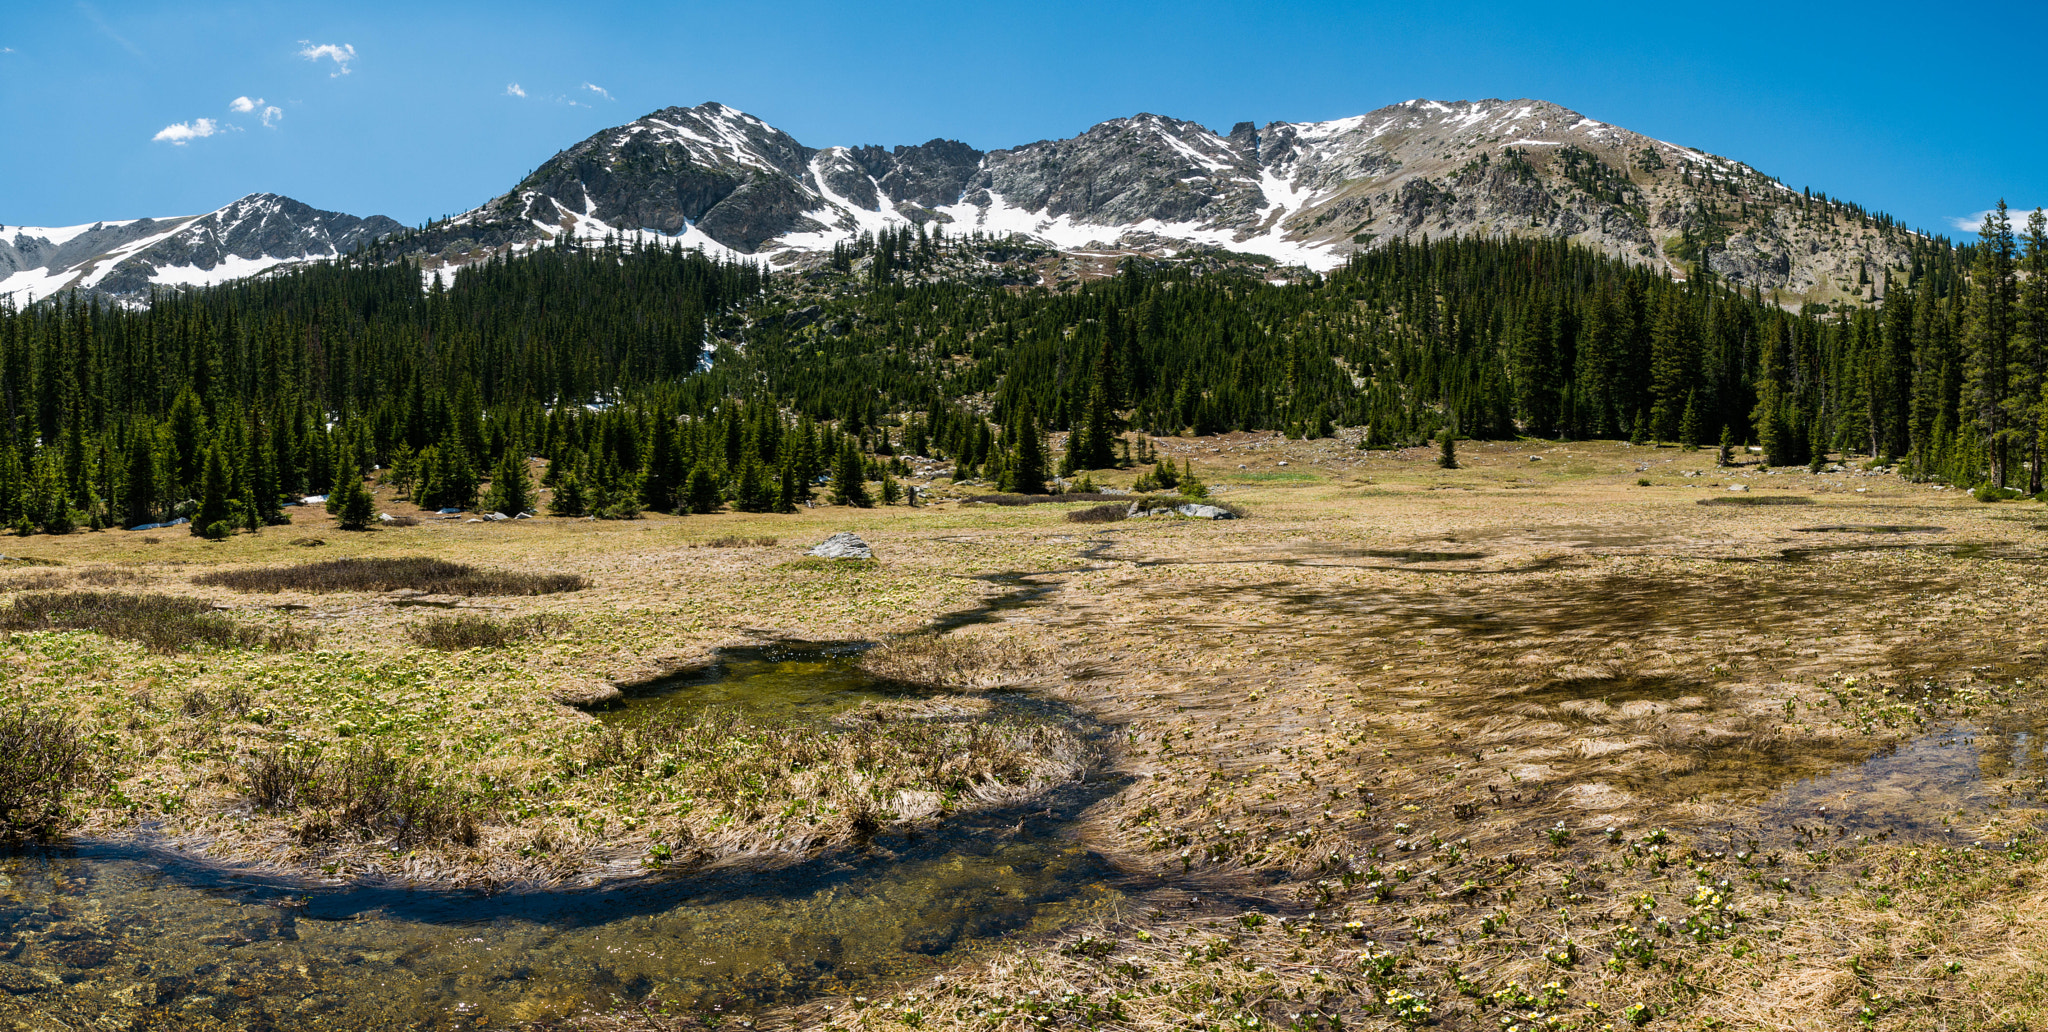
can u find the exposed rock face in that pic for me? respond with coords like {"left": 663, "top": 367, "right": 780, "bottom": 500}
{"left": 402, "top": 98, "right": 1916, "bottom": 306}
{"left": 807, "top": 532, "right": 874, "bottom": 560}
{"left": 2, "top": 193, "right": 401, "bottom": 305}
{"left": 13, "top": 98, "right": 1920, "bottom": 309}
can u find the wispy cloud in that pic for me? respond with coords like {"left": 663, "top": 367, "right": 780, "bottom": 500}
{"left": 505, "top": 82, "right": 526, "bottom": 98}
{"left": 229, "top": 95, "right": 283, "bottom": 127}
{"left": 153, "top": 118, "right": 225, "bottom": 145}
{"left": 77, "top": 2, "right": 142, "bottom": 59}
{"left": 581, "top": 82, "right": 614, "bottom": 102}
{"left": 298, "top": 41, "right": 355, "bottom": 76}
{"left": 1950, "top": 206, "right": 2047, "bottom": 234}
{"left": 1, "top": 47, "right": 15, "bottom": 55}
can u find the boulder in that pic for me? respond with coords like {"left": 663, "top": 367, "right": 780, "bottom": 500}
{"left": 807, "top": 531, "right": 874, "bottom": 559}
{"left": 1176, "top": 504, "right": 1236, "bottom": 520}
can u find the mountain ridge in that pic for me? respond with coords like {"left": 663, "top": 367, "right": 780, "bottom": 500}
{"left": 7, "top": 98, "right": 1931, "bottom": 306}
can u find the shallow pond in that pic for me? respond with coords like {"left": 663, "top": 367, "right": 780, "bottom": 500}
{"left": 1, "top": 647, "right": 1129, "bottom": 1030}
{"left": 605, "top": 641, "right": 930, "bottom": 724}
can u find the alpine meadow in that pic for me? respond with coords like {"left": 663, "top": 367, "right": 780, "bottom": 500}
{"left": 3, "top": 28, "right": 2048, "bottom": 1031}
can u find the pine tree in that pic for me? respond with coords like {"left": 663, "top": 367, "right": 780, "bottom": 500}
{"left": 549, "top": 471, "right": 588, "bottom": 516}
{"left": 1437, "top": 428, "right": 1459, "bottom": 469}
{"left": 484, "top": 448, "right": 534, "bottom": 515}
{"left": 774, "top": 453, "right": 799, "bottom": 513}
{"left": 684, "top": 463, "right": 723, "bottom": 514}
{"left": 122, "top": 428, "right": 157, "bottom": 528}
{"left": 193, "top": 446, "right": 233, "bottom": 539}
{"left": 325, "top": 442, "right": 376, "bottom": 531}
{"left": 1678, "top": 391, "right": 1702, "bottom": 451}
{"left": 1009, "top": 407, "right": 1048, "bottom": 494}
{"left": 829, "top": 439, "right": 871, "bottom": 507}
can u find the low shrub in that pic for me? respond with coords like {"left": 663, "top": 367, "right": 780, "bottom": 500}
{"left": 0, "top": 708, "right": 94, "bottom": 840}
{"left": 244, "top": 744, "right": 485, "bottom": 846}
{"left": 1973, "top": 485, "right": 2027, "bottom": 503}
{"left": 404, "top": 613, "right": 565, "bottom": 650}
{"left": 0, "top": 591, "right": 311, "bottom": 653}
{"left": 76, "top": 567, "right": 150, "bottom": 586}
{"left": 695, "top": 535, "right": 779, "bottom": 548}
{"left": 1065, "top": 503, "right": 1127, "bottom": 523}
{"left": 194, "top": 557, "right": 587, "bottom": 596}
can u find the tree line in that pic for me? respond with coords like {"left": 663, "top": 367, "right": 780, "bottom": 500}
{"left": 0, "top": 211, "right": 2038, "bottom": 537}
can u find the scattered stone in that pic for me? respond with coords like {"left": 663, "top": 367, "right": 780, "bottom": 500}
{"left": 1528, "top": 455, "right": 1543, "bottom": 462}
{"left": 549, "top": 681, "right": 624, "bottom": 709}
{"left": 807, "top": 532, "right": 874, "bottom": 560}
{"left": 1176, "top": 503, "right": 1237, "bottom": 520}
{"left": 1728, "top": 484, "right": 1750, "bottom": 492}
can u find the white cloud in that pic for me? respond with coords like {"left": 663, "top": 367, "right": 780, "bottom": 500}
{"left": 581, "top": 82, "right": 613, "bottom": 101}
{"left": 1951, "top": 206, "right": 2047, "bottom": 234}
{"left": 153, "top": 118, "right": 223, "bottom": 145}
{"left": 298, "top": 41, "right": 355, "bottom": 76}
{"left": 505, "top": 82, "right": 526, "bottom": 98}
{"left": 228, "top": 95, "right": 282, "bottom": 127}
{"left": 1, "top": 47, "right": 14, "bottom": 54}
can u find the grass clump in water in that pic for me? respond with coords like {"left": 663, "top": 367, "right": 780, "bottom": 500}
{"left": 575, "top": 705, "right": 1090, "bottom": 867}
{"left": 194, "top": 557, "right": 587, "bottom": 596}
{"left": 0, "top": 708, "right": 95, "bottom": 840}
{"left": 858, "top": 630, "right": 1060, "bottom": 689}
{"left": 0, "top": 591, "right": 310, "bottom": 653}
{"left": 405, "top": 613, "right": 565, "bottom": 650}
{"left": 245, "top": 744, "right": 486, "bottom": 847}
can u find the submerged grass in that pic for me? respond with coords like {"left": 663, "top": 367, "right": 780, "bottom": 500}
{"left": 245, "top": 743, "right": 486, "bottom": 846}
{"left": 856, "top": 629, "right": 1060, "bottom": 689}
{"left": 193, "top": 556, "right": 588, "bottom": 596}
{"left": 573, "top": 703, "right": 1093, "bottom": 868}
{"left": 0, "top": 708, "right": 94, "bottom": 840}
{"left": 404, "top": 613, "right": 566, "bottom": 650}
{"left": 0, "top": 591, "right": 310, "bottom": 653}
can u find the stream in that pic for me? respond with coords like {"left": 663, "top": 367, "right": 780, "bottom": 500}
{"left": 0, "top": 644, "right": 1129, "bottom": 1030}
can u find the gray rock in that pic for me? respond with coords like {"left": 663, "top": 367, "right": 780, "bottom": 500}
{"left": 807, "top": 531, "right": 874, "bottom": 559}
{"left": 1175, "top": 503, "right": 1237, "bottom": 520}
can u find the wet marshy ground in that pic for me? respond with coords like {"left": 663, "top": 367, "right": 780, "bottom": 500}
{"left": 0, "top": 645, "right": 1131, "bottom": 1030}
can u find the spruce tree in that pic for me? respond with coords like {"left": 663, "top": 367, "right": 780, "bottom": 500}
{"left": 684, "top": 463, "right": 723, "bottom": 514}
{"left": 484, "top": 449, "right": 534, "bottom": 515}
{"left": 1010, "top": 407, "right": 1048, "bottom": 494}
{"left": 549, "top": 471, "right": 588, "bottom": 516}
{"left": 1678, "top": 391, "right": 1702, "bottom": 451}
{"left": 193, "top": 446, "right": 233, "bottom": 539}
{"left": 829, "top": 439, "right": 871, "bottom": 507}
{"left": 326, "top": 443, "right": 376, "bottom": 531}
{"left": 1437, "top": 428, "right": 1459, "bottom": 469}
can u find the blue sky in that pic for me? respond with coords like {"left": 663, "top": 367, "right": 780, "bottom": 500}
{"left": 1, "top": 0, "right": 2041, "bottom": 238}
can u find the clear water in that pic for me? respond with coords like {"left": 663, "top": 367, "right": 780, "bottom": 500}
{"left": 0, "top": 647, "right": 1126, "bottom": 1030}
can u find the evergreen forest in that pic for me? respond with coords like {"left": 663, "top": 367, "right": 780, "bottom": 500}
{"left": 0, "top": 201, "right": 2043, "bottom": 537}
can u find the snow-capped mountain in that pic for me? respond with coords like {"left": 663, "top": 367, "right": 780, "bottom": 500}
{"left": 0, "top": 194, "right": 402, "bottom": 305}
{"left": 406, "top": 98, "right": 1915, "bottom": 304}
{"left": 10, "top": 99, "right": 1919, "bottom": 307}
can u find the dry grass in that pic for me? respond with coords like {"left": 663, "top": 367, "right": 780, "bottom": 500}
{"left": 0, "top": 591, "right": 312, "bottom": 653}
{"left": 193, "top": 556, "right": 588, "bottom": 595}
{"left": 404, "top": 613, "right": 566, "bottom": 650}
{"left": 696, "top": 535, "right": 780, "bottom": 548}
{"left": 856, "top": 628, "right": 1062, "bottom": 689}
{"left": 0, "top": 432, "right": 2038, "bottom": 1028}
{"left": 1065, "top": 503, "right": 1127, "bottom": 523}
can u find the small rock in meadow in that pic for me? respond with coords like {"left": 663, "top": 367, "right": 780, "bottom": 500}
{"left": 808, "top": 532, "right": 874, "bottom": 559}
{"left": 1176, "top": 503, "right": 1237, "bottom": 520}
